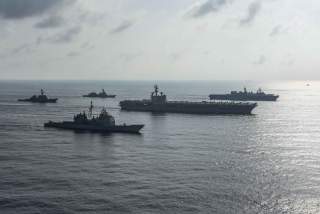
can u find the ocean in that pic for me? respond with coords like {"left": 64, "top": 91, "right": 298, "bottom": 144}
{"left": 0, "top": 80, "right": 319, "bottom": 213}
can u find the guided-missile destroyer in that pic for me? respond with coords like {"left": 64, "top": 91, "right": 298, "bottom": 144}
{"left": 18, "top": 89, "right": 58, "bottom": 103}
{"left": 120, "top": 85, "right": 257, "bottom": 115}
{"left": 83, "top": 89, "right": 116, "bottom": 98}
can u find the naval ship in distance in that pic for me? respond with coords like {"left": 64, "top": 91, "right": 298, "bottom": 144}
{"left": 83, "top": 89, "right": 116, "bottom": 98}
{"left": 120, "top": 85, "right": 257, "bottom": 115}
{"left": 44, "top": 102, "right": 144, "bottom": 134}
{"left": 18, "top": 89, "right": 58, "bottom": 103}
{"left": 209, "top": 87, "right": 279, "bottom": 101}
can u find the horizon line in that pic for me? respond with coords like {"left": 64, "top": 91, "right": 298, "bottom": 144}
{"left": 0, "top": 79, "right": 315, "bottom": 82}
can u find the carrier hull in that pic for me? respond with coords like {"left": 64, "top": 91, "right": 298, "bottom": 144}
{"left": 209, "top": 94, "right": 278, "bottom": 101}
{"left": 120, "top": 100, "right": 257, "bottom": 115}
{"left": 44, "top": 121, "right": 144, "bottom": 133}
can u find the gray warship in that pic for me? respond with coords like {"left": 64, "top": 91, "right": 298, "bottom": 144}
{"left": 44, "top": 102, "right": 144, "bottom": 134}
{"left": 209, "top": 87, "right": 279, "bottom": 101}
{"left": 120, "top": 85, "right": 257, "bottom": 115}
{"left": 83, "top": 89, "right": 116, "bottom": 98}
{"left": 18, "top": 89, "right": 58, "bottom": 103}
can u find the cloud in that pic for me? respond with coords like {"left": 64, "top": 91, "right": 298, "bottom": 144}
{"left": 37, "top": 26, "right": 81, "bottom": 44}
{"left": 109, "top": 21, "right": 134, "bottom": 34}
{"left": 253, "top": 55, "right": 266, "bottom": 65}
{"left": 170, "top": 53, "right": 182, "bottom": 62}
{"left": 269, "top": 25, "right": 281, "bottom": 36}
{"left": 10, "top": 44, "right": 32, "bottom": 54}
{"left": 240, "top": 1, "right": 261, "bottom": 25}
{"left": 52, "top": 26, "right": 81, "bottom": 43}
{"left": 0, "top": 43, "right": 34, "bottom": 59}
{"left": 66, "top": 51, "right": 79, "bottom": 57}
{"left": 281, "top": 54, "right": 295, "bottom": 66}
{"left": 186, "top": 0, "right": 228, "bottom": 18}
{"left": 78, "top": 11, "right": 108, "bottom": 26}
{"left": 81, "top": 41, "right": 94, "bottom": 50}
{"left": 119, "top": 52, "right": 142, "bottom": 62}
{"left": 34, "top": 15, "right": 64, "bottom": 28}
{"left": 0, "top": 0, "right": 74, "bottom": 19}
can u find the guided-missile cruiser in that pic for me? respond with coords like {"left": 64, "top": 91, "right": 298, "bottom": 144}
{"left": 44, "top": 102, "right": 144, "bottom": 134}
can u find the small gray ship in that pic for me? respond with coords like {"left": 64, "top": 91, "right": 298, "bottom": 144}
{"left": 18, "top": 89, "right": 58, "bottom": 103}
{"left": 83, "top": 89, "right": 116, "bottom": 98}
{"left": 44, "top": 102, "right": 144, "bottom": 134}
{"left": 209, "top": 87, "right": 279, "bottom": 101}
{"left": 120, "top": 85, "right": 257, "bottom": 115}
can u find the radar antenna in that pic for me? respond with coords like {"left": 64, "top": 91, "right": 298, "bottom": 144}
{"left": 154, "top": 85, "right": 159, "bottom": 95}
{"left": 88, "top": 101, "right": 94, "bottom": 118}
{"left": 243, "top": 87, "right": 247, "bottom": 94}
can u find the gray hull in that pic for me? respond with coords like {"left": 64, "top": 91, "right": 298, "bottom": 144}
{"left": 18, "top": 98, "right": 58, "bottom": 103}
{"left": 209, "top": 94, "right": 278, "bottom": 101}
{"left": 82, "top": 95, "right": 116, "bottom": 98}
{"left": 44, "top": 121, "right": 144, "bottom": 133}
{"left": 120, "top": 101, "right": 257, "bottom": 115}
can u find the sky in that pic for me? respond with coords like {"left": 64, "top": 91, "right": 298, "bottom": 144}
{"left": 0, "top": 0, "right": 319, "bottom": 80}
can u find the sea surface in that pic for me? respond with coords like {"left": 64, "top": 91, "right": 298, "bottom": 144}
{"left": 0, "top": 80, "right": 319, "bottom": 214}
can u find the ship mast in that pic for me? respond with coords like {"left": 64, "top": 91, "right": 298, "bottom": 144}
{"left": 154, "top": 85, "right": 158, "bottom": 96}
{"left": 243, "top": 87, "right": 247, "bottom": 94}
{"left": 88, "top": 101, "right": 94, "bottom": 118}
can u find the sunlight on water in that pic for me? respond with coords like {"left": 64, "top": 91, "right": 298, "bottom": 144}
{"left": 0, "top": 80, "right": 319, "bottom": 213}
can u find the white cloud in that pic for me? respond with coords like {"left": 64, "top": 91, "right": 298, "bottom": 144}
{"left": 1, "top": 0, "right": 320, "bottom": 80}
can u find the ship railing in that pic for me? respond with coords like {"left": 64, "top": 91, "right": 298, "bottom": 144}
{"left": 122, "top": 99, "right": 254, "bottom": 105}
{"left": 167, "top": 101, "right": 253, "bottom": 105}
{"left": 122, "top": 99, "right": 151, "bottom": 102}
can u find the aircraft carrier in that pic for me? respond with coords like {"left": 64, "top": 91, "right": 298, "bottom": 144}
{"left": 120, "top": 85, "right": 257, "bottom": 115}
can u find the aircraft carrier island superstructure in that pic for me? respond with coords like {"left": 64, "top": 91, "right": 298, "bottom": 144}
{"left": 120, "top": 85, "right": 257, "bottom": 115}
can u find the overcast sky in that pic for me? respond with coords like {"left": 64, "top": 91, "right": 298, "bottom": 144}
{"left": 0, "top": 0, "right": 319, "bottom": 80}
